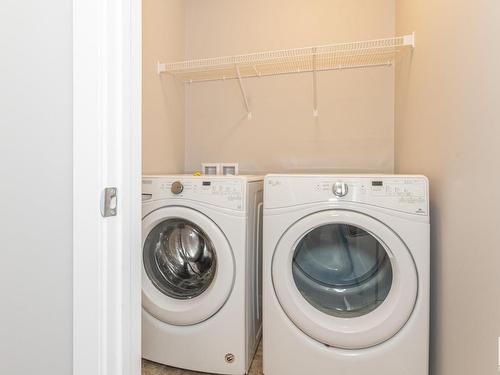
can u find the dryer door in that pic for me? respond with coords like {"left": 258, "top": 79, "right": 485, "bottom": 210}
{"left": 272, "top": 210, "right": 418, "bottom": 349}
{"left": 142, "top": 206, "right": 235, "bottom": 326}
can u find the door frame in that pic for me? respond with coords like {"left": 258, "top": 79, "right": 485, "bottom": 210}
{"left": 73, "top": 0, "right": 142, "bottom": 374}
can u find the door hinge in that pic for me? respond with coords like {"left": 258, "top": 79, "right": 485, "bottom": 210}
{"left": 100, "top": 187, "right": 118, "bottom": 217}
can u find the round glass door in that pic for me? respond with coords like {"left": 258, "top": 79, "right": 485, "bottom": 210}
{"left": 143, "top": 218, "right": 217, "bottom": 300}
{"left": 292, "top": 224, "right": 393, "bottom": 318}
{"left": 142, "top": 206, "right": 235, "bottom": 326}
{"left": 272, "top": 210, "right": 418, "bottom": 349}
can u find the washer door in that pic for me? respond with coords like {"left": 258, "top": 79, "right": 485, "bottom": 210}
{"left": 142, "top": 206, "right": 235, "bottom": 326}
{"left": 272, "top": 210, "right": 417, "bottom": 349}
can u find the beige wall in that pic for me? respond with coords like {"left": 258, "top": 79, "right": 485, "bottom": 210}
{"left": 143, "top": 0, "right": 185, "bottom": 174}
{"left": 395, "top": 2, "right": 500, "bottom": 374}
{"left": 184, "top": 0, "right": 396, "bottom": 174}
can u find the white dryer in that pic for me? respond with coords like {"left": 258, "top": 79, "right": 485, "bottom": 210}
{"left": 142, "top": 175, "right": 263, "bottom": 374}
{"left": 263, "top": 175, "right": 429, "bottom": 375}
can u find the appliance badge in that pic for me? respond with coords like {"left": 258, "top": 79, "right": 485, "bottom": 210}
{"left": 268, "top": 179, "right": 281, "bottom": 187}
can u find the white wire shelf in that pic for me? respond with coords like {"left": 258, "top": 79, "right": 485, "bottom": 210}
{"left": 159, "top": 34, "right": 415, "bottom": 82}
{"left": 158, "top": 33, "right": 414, "bottom": 118}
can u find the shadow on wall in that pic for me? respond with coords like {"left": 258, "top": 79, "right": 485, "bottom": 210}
{"left": 184, "top": 69, "right": 396, "bottom": 175}
{"left": 429, "top": 196, "right": 441, "bottom": 375}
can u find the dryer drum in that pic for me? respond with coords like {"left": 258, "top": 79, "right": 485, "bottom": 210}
{"left": 292, "top": 223, "right": 393, "bottom": 318}
{"left": 143, "top": 218, "right": 217, "bottom": 299}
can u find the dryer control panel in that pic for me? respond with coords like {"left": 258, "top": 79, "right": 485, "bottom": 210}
{"left": 265, "top": 175, "right": 429, "bottom": 216}
{"left": 142, "top": 176, "right": 247, "bottom": 211}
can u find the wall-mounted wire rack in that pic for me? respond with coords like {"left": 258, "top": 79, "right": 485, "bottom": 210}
{"left": 158, "top": 33, "right": 415, "bottom": 118}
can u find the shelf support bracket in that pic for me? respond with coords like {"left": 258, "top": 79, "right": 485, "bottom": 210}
{"left": 403, "top": 32, "right": 416, "bottom": 48}
{"left": 235, "top": 65, "right": 252, "bottom": 119}
{"left": 157, "top": 61, "right": 166, "bottom": 75}
{"left": 312, "top": 49, "right": 319, "bottom": 117}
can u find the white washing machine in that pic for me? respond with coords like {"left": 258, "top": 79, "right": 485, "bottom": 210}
{"left": 142, "top": 175, "right": 263, "bottom": 374}
{"left": 263, "top": 175, "right": 429, "bottom": 375}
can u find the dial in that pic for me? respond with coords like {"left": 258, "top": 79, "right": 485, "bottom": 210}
{"left": 171, "top": 181, "right": 184, "bottom": 195}
{"left": 333, "top": 182, "right": 348, "bottom": 197}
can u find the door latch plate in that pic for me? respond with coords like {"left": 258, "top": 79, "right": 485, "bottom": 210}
{"left": 101, "top": 187, "right": 118, "bottom": 217}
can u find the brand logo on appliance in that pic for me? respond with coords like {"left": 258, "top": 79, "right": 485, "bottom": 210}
{"left": 267, "top": 179, "right": 281, "bottom": 187}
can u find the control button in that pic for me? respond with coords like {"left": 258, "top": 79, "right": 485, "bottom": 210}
{"left": 333, "top": 182, "right": 349, "bottom": 197}
{"left": 171, "top": 181, "right": 184, "bottom": 195}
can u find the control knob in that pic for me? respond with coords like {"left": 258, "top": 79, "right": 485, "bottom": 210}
{"left": 333, "top": 182, "right": 349, "bottom": 197}
{"left": 171, "top": 181, "right": 184, "bottom": 195}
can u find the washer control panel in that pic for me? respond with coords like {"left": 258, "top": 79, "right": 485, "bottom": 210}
{"left": 265, "top": 175, "right": 429, "bottom": 216}
{"left": 143, "top": 177, "right": 246, "bottom": 211}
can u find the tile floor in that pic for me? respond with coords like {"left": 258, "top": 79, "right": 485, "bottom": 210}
{"left": 142, "top": 341, "right": 263, "bottom": 375}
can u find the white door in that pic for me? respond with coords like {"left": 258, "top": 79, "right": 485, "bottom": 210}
{"left": 272, "top": 210, "right": 418, "bottom": 349}
{"left": 73, "top": 0, "right": 141, "bottom": 374}
{"left": 142, "top": 207, "right": 235, "bottom": 325}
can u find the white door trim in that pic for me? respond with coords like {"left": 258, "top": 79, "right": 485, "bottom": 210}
{"left": 73, "top": 0, "right": 141, "bottom": 374}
